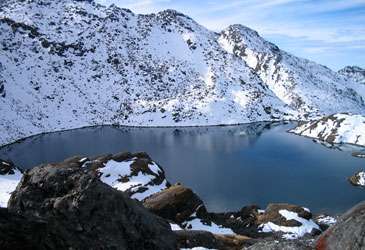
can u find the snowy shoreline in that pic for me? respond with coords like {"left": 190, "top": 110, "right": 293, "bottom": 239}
{"left": 0, "top": 119, "right": 296, "bottom": 148}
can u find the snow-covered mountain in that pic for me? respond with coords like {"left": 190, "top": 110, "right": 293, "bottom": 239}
{"left": 219, "top": 25, "right": 364, "bottom": 117}
{"left": 338, "top": 66, "right": 365, "bottom": 85}
{"left": 0, "top": 0, "right": 364, "bottom": 146}
{"left": 290, "top": 113, "right": 365, "bottom": 147}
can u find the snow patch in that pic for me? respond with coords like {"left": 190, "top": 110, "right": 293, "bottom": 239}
{"left": 0, "top": 169, "right": 22, "bottom": 207}
{"left": 259, "top": 209, "right": 320, "bottom": 239}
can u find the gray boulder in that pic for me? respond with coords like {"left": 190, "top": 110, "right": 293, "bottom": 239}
{"left": 7, "top": 159, "right": 177, "bottom": 250}
{"left": 316, "top": 201, "right": 365, "bottom": 250}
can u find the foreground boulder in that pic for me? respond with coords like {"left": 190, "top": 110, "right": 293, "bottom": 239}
{"left": 7, "top": 158, "right": 177, "bottom": 249}
{"left": 0, "top": 208, "right": 50, "bottom": 250}
{"left": 143, "top": 184, "right": 203, "bottom": 223}
{"left": 316, "top": 201, "right": 365, "bottom": 249}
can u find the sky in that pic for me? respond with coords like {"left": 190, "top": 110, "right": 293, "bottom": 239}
{"left": 95, "top": 0, "right": 365, "bottom": 70}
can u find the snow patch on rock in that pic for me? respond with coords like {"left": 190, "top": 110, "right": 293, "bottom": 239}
{"left": 259, "top": 209, "right": 320, "bottom": 239}
{"left": 98, "top": 159, "right": 169, "bottom": 201}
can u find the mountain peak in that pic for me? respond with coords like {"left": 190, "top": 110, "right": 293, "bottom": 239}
{"left": 339, "top": 66, "right": 365, "bottom": 84}
{"left": 221, "top": 24, "right": 279, "bottom": 54}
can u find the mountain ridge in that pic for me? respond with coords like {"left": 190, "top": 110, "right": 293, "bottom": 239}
{"left": 0, "top": 0, "right": 364, "bottom": 146}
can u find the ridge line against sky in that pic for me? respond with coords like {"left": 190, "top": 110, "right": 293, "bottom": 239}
{"left": 96, "top": 0, "right": 365, "bottom": 70}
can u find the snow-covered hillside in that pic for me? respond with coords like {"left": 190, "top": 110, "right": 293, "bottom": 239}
{"left": 219, "top": 25, "right": 365, "bottom": 117}
{"left": 290, "top": 114, "right": 365, "bottom": 147}
{"left": 338, "top": 66, "right": 365, "bottom": 85}
{"left": 0, "top": 0, "right": 364, "bottom": 146}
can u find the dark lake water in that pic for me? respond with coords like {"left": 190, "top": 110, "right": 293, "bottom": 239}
{"left": 1, "top": 122, "right": 364, "bottom": 215}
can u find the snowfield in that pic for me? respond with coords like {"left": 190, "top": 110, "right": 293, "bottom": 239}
{"left": 0, "top": 167, "right": 22, "bottom": 207}
{"left": 290, "top": 113, "right": 365, "bottom": 147}
{"left": 0, "top": 0, "right": 364, "bottom": 145}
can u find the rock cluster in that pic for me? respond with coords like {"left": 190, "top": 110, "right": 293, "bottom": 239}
{"left": 0, "top": 151, "right": 364, "bottom": 249}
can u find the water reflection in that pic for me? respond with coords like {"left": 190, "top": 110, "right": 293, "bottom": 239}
{"left": 0, "top": 122, "right": 364, "bottom": 214}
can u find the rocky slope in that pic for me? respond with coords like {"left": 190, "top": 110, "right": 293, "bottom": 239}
{"left": 338, "top": 66, "right": 365, "bottom": 85}
{"left": 219, "top": 26, "right": 364, "bottom": 118}
{"left": 0, "top": 0, "right": 364, "bottom": 146}
{"left": 290, "top": 113, "right": 365, "bottom": 147}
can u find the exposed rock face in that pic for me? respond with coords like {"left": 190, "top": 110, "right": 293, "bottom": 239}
{"left": 219, "top": 25, "right": 365, "bottom": 116}
{"left": 143, "top": 184, "right": 203, "bottom": 223}
{"left": 0, "top": 160, "right": 19, "bottom": 175}
{"left": 0, "top": 208, "right": 50, "bottom": 250}
{"left": 348, "top": 171, "right": 365, "bottom": 187}
{"left": 338, "top": 66, "right": 365, "bottom": 85}
{"left": 257, "top": 203, "right": 320, "bottom": 239}
{"left": 316, "top": 201, "right": 365, "bottom": 250}
{"left": 258, "top": 203, "right": 312, "bottom": 226}
{"left": 290, "top": 113, "right": 365, "bottom": 147}
{"left": 7, "top": 158, "right": 177, "bottom": 250}
{"left": 1, "top": 0, "right": 365, "bottom": 146}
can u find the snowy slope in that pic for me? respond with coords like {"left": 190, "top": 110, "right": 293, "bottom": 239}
{"left": 338, "top": 66, "right": 365, "bottom": 85}
{"left": 0, "top": 0, "right": 364, "bottom": 146}
{"left": 219, "top": 25, "right": 365, "bottom": 117}
{"left": 290, "top": 113, "right": 365, "bottom": 147}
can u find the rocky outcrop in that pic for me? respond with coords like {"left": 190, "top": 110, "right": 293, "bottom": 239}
{"left": 290, "top": 113, "right": 365, "bottom": 147}
{"left": 143, "top": 183, "right": 321, "bottom": 240}
{"left": 316, "top": 201, "right": 365, "bottom": 249}
{"left": 338, "top": 66, "right": 365, "bottom": 85}
{"left": 348, "top": 171, "right": 365, "bottom": 187}
{"left": 7, "top": 156, "right": 177, "bottom": 250}
{"left": 257, "top": 203, "right": 320, "bottom": 239}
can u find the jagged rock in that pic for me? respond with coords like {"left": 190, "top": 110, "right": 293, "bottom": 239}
{"left": 7, "top": 160, "right": 177, "bottom": 250}
{"left": 258, "top": 203, "right": 312, "bottom": 227}
{"left": 257, "top": 203, "right": 320, "bottom": 239}
{"left": 201, "top": 205, "right": 261, "bottom": 237}
{"left": 313, "top": 215, "right": 337, "bottom": 231}
{"left": 338, "top": 66, "right": 365, "bottom": 85}
{"left": 175, "top": 230, "right": 254, "bottom": 250}
{"left": 316, "top": 201, "right": 365, "bottom": 250}
{"left": 0, "top": 160, "right": 19, "bottom": 175}
{"left": 348, "top": 171, "right": 365, "bottom": 187}
{"left": 143, "top": 184, "right": 203, "bottom": 223}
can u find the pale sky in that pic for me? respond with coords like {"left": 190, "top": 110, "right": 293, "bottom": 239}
{"left": 96, "top": 0, "right": 365, "bottom": 70}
